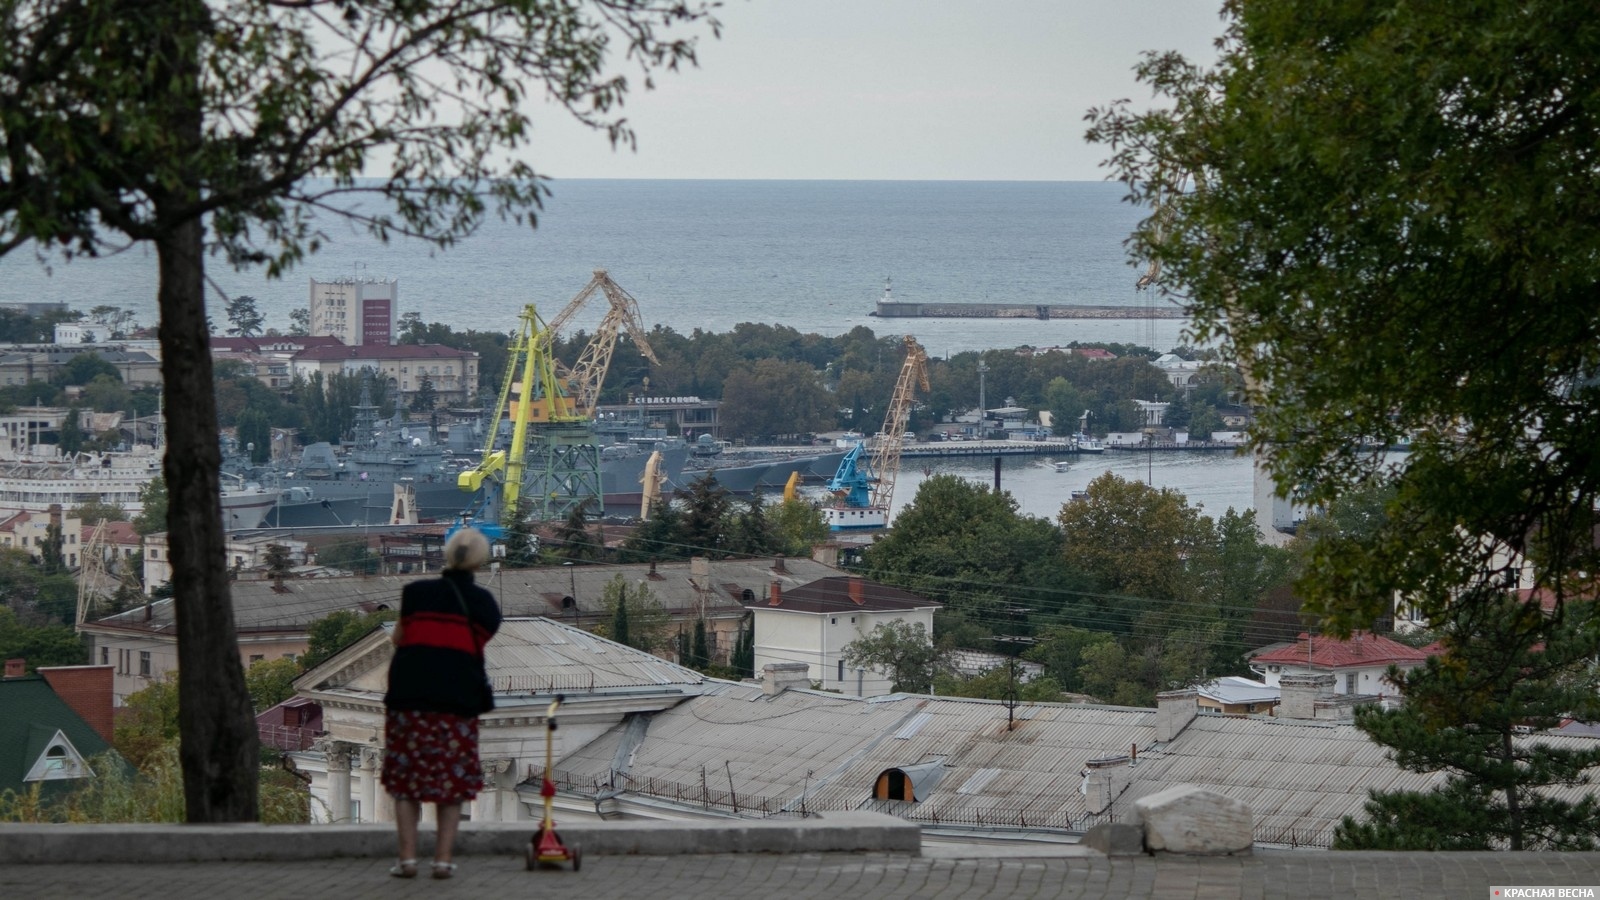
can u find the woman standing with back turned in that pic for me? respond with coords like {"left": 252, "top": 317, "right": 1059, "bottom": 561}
{"left": 382, "top": 527, "right": 502, "bottom": 879}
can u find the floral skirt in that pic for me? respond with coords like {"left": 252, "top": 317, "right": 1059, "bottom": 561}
{"left": 381, "top": 709, "right": 484, "bottom": 804}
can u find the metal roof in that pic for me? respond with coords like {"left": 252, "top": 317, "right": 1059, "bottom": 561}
{"left": 552, "top": 689, "right": 1600, "bottom": 847}
{"left": 86, "top": 556, "right": 848, "bottom": 634}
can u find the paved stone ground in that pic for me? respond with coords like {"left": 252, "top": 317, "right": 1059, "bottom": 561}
{"left": 5, "top": 847, "right": 1600, "bottom": 900}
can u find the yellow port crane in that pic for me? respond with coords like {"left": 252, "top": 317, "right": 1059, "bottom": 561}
{"left": 868, "top": 335, "right": 930, "bottom": 514}
{"left": 458, "top": 304, "right": 581, "bottom": 524}
{"left": 541, "top": 269, "right": 660, "bottom": 420}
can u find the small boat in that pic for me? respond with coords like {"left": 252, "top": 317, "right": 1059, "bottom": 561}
{"left": 1051, "top": 461, "right": 1072, "bottom": 473}
{"left": 1073, "top": 434, "right": 1105, "bottom": 454}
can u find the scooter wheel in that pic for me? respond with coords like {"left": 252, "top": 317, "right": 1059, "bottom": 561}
{"left": 525, "top": 844, "right": 536, "bottom": 871}
{"left": 571, "top": 845, "right": 582, "bottom": 872}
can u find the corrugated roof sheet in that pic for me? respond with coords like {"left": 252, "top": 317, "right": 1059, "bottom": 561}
{"left": 552, "top": 688, "right": 1600, "bottom": 847}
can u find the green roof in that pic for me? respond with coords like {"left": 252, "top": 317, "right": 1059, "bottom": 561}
{"left": 0, "top": 676, "right": 115, "bottom": 798}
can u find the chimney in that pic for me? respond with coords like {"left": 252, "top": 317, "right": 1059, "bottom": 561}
{"left": 762, "top": 662, "right": 810, "bottom": 697}
{"left": 769, "top": 581, "right": 783, "bottom": 606}
{"left": 690, "top": 556, "right": 711, "bottom": 578}
{"left": 39, "top": 665, "right": 115, "bottom": 743}
{"left": 1082, "top": 754, "right": 1132, "bottom": 815}
{"left": 848, "top": 576, "right": 865, "bottom": 605}
{"left": 772, "top": 554, "right": 787, "bottom": 574}
{"left": 1154, "top": 688, "right": 1197, "bottom": 742}
{"left": 3, "top": 658, "right": 25, "bottom": 679}
{"left": 1278, "top": 673, "right": 1336, "bottom": 719}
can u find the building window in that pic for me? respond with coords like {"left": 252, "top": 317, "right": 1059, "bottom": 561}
{"left": 838, "top": 660, "right": 845, "bottom": 682}
{"left": 830, "top": 617, "right": 836, "bottom": 625}
{"left": 249, "top": 654, "right": 264, "bottom": 664}
{"left": 100, "top": 646, "right": 108, "bottom": 665}
{"left": 138, "top": 651, "right": 151, "bottom": 677}
{"left": 1345, "top": 672, "right": 1358, "bottom": 694}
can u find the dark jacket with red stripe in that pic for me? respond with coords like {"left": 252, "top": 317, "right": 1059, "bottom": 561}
{"left": 384, "top": 570, "right": 502, "bottom": 716}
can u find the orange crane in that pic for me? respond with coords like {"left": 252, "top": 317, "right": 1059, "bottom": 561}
{"left": 542, "top": 269, "right": 660, "bottom": 420}
{"left": 824, "top": 336, "right": 929, "bottom": 531}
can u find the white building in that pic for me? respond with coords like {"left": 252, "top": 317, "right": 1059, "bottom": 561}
{"left": 53, "top": 322, "right": 111, "bottom": 344}
{"left": 309, "top": 277, "right": 397, "bottom": 347}
{"left": 1152, "top": 353, "right": 1204, "bottom": 390}
{"left": 746, "top": 575, "right": 941, "bottom": 697}
{"left": 1248, "top": 631, "right": 1429, "bottom": 699}
{"left": 291, "top": 618, "right": 709, "bottom": 824}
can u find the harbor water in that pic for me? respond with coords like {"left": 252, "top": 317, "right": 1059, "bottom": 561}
{"left": 888, "top": 448, "right": 1257, "bottom": 523}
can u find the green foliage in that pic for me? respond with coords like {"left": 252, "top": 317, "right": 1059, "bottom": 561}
{"left": 131, "top": 478, "right": 168, "bottom": 536}
{"left": 769, "top": 498, "right": 829, "bottom": 558}
{"left": 0, "top": 742, "right": 307, "bottom": 825}
{"left": 68, "top": 500, "right": 128, "bottom": 525}
{"left": 224, "top": 295, "right": 264, "bottom": 338}
{"left": 57, "top": 405, "right": 83, "bottom": 454}
{"left": 53, "top": 353, "right": 120, "bottom": 387}
{"left": 730, "top": 614, "right": 754, "bottom": 678}
{"left": 842, "top": 620, "right": 947, "bottom": 694}
{"left": 1091, "top": 0, "right": 1600, "bottom": 850}
{"left": 115, "top": 676, "right": 181, "bottom": 771}
{"left": 262, "top": 544, "right": 294, "bottom": 582}
{"left": 0, "top": 605, "right": 86, "bottom": 670}
{"left": 592, "top": 575, "right": 670, "bottom": 654}
{"left": 719, "top": 359, "right": 835, "bottom": 439}
{"left": 244, "top": 657, "right": 303, "bottom": 714}
{"left": 315, "top": 538, "right": 380, "bottom": 576}
{"left": 1334, "top": 596, "right": 1600, "bottom": 851}
{"left": 299, "top": 609, "right": 395, "bottom": 672}
{"left": 552, "top": 499, "right": 599, "bottom": 561}
{"left": 932, "top": 664, "right": 1063, "bottom": 702}
{"left": 677, "top": 473, "right": 731, "bottom": 557}
{"left": 620, "top": 500, "right": 686, "bottom": 562}
{"left": 235, "top": 410, "right": 271, "bottom": 464}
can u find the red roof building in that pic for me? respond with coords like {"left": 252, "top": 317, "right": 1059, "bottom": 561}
{"left": 1249, "top": 631, "right": 1429, "bottom": 697}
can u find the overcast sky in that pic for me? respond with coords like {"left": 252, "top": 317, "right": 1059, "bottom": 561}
{"left": 526, "top": 0, "right": 1225, "bottom": 182}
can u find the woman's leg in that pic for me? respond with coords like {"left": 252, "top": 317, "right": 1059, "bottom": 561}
{"left": 434, "top": 802, "right": 463, "bottom": 864}
{"left": 394, "top": 797, "right": 422, "bottom": 861}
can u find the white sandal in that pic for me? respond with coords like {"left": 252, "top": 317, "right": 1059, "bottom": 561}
{"left": 389, "top": 858, "right": 418, "bottom": 878}
{"left": 431, "top": 861, "right": 457, "bottom": 879}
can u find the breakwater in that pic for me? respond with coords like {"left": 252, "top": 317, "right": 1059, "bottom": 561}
{"left": 872, "top": 301, "right": 1189, "bottom": 320}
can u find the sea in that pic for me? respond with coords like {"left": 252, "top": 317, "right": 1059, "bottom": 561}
{"left": 0, "top": 179, "right": 1253, "bottom": 515}
{"left": 0, "top": 180, "right": 1195, "bottom": 355}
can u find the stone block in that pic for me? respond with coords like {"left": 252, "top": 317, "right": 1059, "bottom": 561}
{"left": 1133, "top": 785, "right": 1252, "bottom": 856}
{"left": 1081, "top": 822, "right": 1145, "bottom": 856}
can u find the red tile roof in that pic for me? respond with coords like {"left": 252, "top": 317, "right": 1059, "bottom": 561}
{"left": 748, "top": 576, "right": 941, "bottom": 614}
{"left": 1251, "top": 631, "right": 1428, "bottom": 670}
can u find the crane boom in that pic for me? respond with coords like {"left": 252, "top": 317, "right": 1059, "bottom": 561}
{"left": 868, "top": 336, "right": 929, "bottom": 513}
{"left": 536, "top": 269, "right": 660, "bottom": 421}
{"left": 458, "top": 304, "right": 579, "bottom": 522}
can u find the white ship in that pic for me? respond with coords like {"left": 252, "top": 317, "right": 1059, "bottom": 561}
{"left": 0, "top": 445, "right": 278, "bottom": 529}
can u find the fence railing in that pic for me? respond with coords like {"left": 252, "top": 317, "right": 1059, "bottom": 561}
{"left": 258, "top": 723, "right": 317, "bottom": 752}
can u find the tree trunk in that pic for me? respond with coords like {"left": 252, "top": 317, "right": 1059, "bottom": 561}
{"left": 154, "top": 0, "right": 259, "bottom": 822}
{"left": 156, "top": 214, "right": 260, "bottom": 822}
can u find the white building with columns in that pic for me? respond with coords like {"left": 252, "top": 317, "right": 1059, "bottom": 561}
{"left": 289, "top": 617, "right": 710, "bottom": 824}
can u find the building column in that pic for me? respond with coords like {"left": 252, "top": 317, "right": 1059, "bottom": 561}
{"left": 479, "top": 759, "right": 514, "bottom": 822}
{"left": 318, "top": 740, "right": 352, "bottom": 823}
{"left": 359, "top": 748, "right": 381, "bottom": 823}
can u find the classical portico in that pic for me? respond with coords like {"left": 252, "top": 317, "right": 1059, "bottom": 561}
{"left": 290, "top": 618, "right": 711, "bottom": 824}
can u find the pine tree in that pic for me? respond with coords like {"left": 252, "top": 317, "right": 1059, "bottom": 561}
{"left": 611, "top": 593, "right": 630, "bottom": 650}
{"left": 731, "top": 614, "right": 755, "bottom": 678}
{"left": 1334, "top": 593, "right": 1600, "bottom": 850}
{"left": 691, "top": 618, "right": 710, "bottom": 669}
